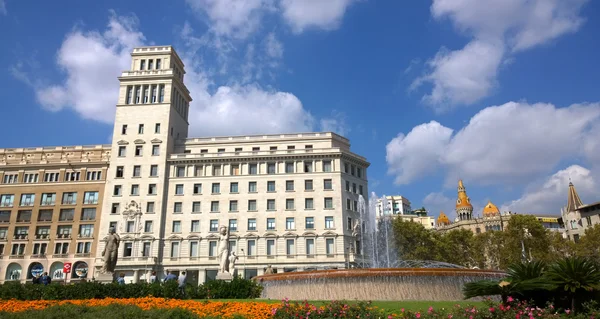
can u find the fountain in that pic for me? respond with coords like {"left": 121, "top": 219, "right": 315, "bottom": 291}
{"left": 256, "top": 193, "right": 505, "bottom": 301}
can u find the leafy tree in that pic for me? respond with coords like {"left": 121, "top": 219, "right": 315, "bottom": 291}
{"left": 502, "top": 215, "right": 552, "bottom": 266}
{"left": 547, "top": 231, "right": 576, "bottom": 261}
{"left": 438, "top": 229, "right": 477, "bottom": 267}
{"left": 392, "top": 218, "right": 440, "bottom": 261}
{"left": 472, "top": 231, "right": 508, "bottom": 269}
{"left": 545, "top": 257, "right": 600, "bottom": 312}
{"left": 575, "top": 224, "right": 600, "bottom": 264}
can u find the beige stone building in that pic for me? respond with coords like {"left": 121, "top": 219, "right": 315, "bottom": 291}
{"left": 375, "top": 196, "right": 435, "bottom": 229}
{"left": 561, "top": 182, "right": 600, "bottom": 241}
{"left": 93, "top": 46, "right": 370, "bottom": 284}
{"left": 0, "top": 145, "right": 109, "bottom": 283}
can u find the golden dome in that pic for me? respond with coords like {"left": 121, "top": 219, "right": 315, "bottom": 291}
{"left": 437, "top": 211, "right": 450, "bottom": 226}
{"left": 482, "top": 200, "right": 500, "bottom": 217}
{"left": 455, "top": 179, "right": 473, "bottom": 209}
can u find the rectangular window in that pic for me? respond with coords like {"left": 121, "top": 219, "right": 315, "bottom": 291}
{"left": 62, "top": 192, "right": 77, "bottom": 205}
{"left": 86, "top": 170, "right": 103, "bottom": 181}
{"left": 231, "top": 165, "right": 240, "bottom": 175}
{"left": 172, "top": 221, "right": 181, "bottom": 233}
{"left": 267, "top": 199, "right": 276, "bottom": 211}
{"left": 286, "top": 199, "right": 295, "bottom": 210}
{"left": 189, "top": 241, "right": 198, "bottom": 257}
{"left": 230, "top": 182, "right": 238, "bottom": 193}
{"left": 24, "top": 173, "right": 39, "bottom": 183}
{"left": 304, "top": 161, "right": 313, "bottom": 173}
{"left": 212, "top": 165, "right": 222, "bottom": 176}
{"left": 249, "top": 164, "right": 258, "bottom": 175}
{"left": 324, "top": 179, "right": 333, "bottom": 190}
{"left": 248, "top": 181, "right": 257, "bottom": 192}
{"left": 156, "top": 59, "right": 161, "bottom": 69}
{"left": 357, "top": 167, "right": 362, "bottom": 178}
{"left": 326, "top": 238, "right": 335, "bottom": 255}
{"left": 44, "top": 172, "right": 59, "bottom": 182}
{"left": 229, "top": 200, "right": 238, "bottom": 212}
{"left": 122, "top": 124, "right": 128, "bottom": 135}
{"left": 10, "top": 244, "right": 24, "bottom": 256}
{"left": 65, "top": 171, "right": 80, "bottom": 181}
{"left": 159, "top": 85, "right": 165, "bottom": 102}
{"left": 305, "top": 198, "right": 314, "bottom": 209}
{"left": 267, "top": 218, "right": 276, "bottom": 230}
{"left": 138, "top": 124, "right": 144, "bottom": 134}
{"left": 33, "top": 243, "right": 48, "bottom": 255}
{"left": 347, "top": 217, "right": 353, "bottom": 230}
{"left": 351, "top": 165, "right": 356, "bottom": 176}
{"left": 17, "top": 210, "right": 31, "bottom": 222}
{"left": 347, "top": 199, "right": 352, "bottom": 210}
{"left": 267, "top": 181, "right": 275, "bottom": 192}
{"left": 212, "top": 183, "right": 220, "bottom": 194}
{"left": 81, "top": 208, "right": 96, "bottom": 221}
{"left": 144, "top": 221, "right": 153, "bottom": 233}
{"left": 286, "top": 239, "right": 295, "bottom": 255}
{"left": 59, "top": 209, "right": 74, "bottom": 221}
{"left": 118, "top": 146, "right": 126, "bottom": 157}
{"left": 154, "top": 123, "right": 161, "bottom": 134}
{"left": 325, "top": 197, "right": 333, "bottom": 209}
{"left": 83, "top": 191, "right": 99, "bottom": 204}
{"left": 174, "top": 202, "right": 182, "bottom": 213}
{"left": 248, "top": 218, "right": 256, "bottom": 231}
{"left": 346, "top": 181, "right": 350, "bottom": 192}
{"left": 353, "top": 183, "right": 357, "bottom": 193}
{"left": 252, "top": 147, "right": 260, "bottom": 152}
{"left": 359, "top": 185, "right": 363, "bottom": 195}
{"left": 170, "top": 242, "right": 179, "bottom": 258}
{"left": 148, "top": 165, "right": 158, "bottom": 177}
{"left": 148, "top": 184, "right": 157, "bottom": 195}
{"left": 286, "top": 180, "right": 294, "bottom": 191}
{"left": 38, "top": 210, "right": 52, "bottom": 222}
{"left": 175, "top": 184, "right": 184, "bottom": 195}
{"left": 285, "top": 162, "right": 294, "bottom": 173}
{"left": 131, "top": 184, "right": 140, "bottom": 195}
{"left": 325, "top": 216, "right": 334, "bottom": 228}
{"left": 211, "top": 201, "right": 219, "bottom": 212}
{"left": 40, "top": 193, "right": 56, "bottom": 206}
{"left": 270, "top": 146, "right": 277, "bottom": 151}
{"left": 133, "top": 166, "right": 141, "bottom": 177}
{"left": 191, "top": 220, "right": 200, "bottom": 232}
{"left": 0, "top": 195, "right": 13, "bottom": 207}
{"left": 229, "top": 219, "right": 237, "bottom": 231}
{"left": 126, "top": 221, "right": 135, "bottom": 233}
{"left": 146, "top": 202, "right": 155, "bottom": 213}
{"left": 176, "top": 166, "right": 185, "bottom": 177}
{"left": 248, "top": 200, "right": 257, "bottom": 211}
{"left": 286, "top": 217, "right": 295, "bottom": 230}
{"left": 305, "top": 180, "right": 313, "bottom": 191}
{"left": 148, "top": 59, "right": 154, "bottom": 70}
{"left": 209, "top": 241, "right": 217, "bottom": 256}
{"left": 267, "top": 163, "right": 276, "bottom": 174}
{"left": 79, "top": 224, "right": 94, "bottom": 237}
{"left": 192, "top": 201, "right": 201, "bottom": 213}
{"left": 210, "top": 220, "right": 218, "bottom": 232}
{"left": 0, "top": 211, "right": 10, "bottom": 223}
{"left": 135, "top": 146, "right": 143, "bottom": 156}
{"left": 152, "top": 145, "right": 160, "bottom": 156}
{"left": 323, "top": 160, "right": 332, "bottom": 172}
{"left": 587, "top": 216, "right": 592, "bottom": 226}
{"left": 142, "top": 242, "right": 151, "bottom": 256}
{"left": 193, "top": 183, "right": 202, "bottom": 194}
{"left": 306, "top": 238, "right": 315, "bottom": 256}
{"left": 116, "top": 166, "right": 124, "bottom": 178}
{"left": 266, "top": 239, "right": 275, "bottom": 256}
{"left": 20, "top": 194, "right": 35, "bottom": 206}
{"left": 247, "top": 240, "right": 256, "bottom": 256}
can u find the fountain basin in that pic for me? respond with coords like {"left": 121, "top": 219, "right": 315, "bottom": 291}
{"left": 256, "top": 268, "right": 505, "bottom": 301}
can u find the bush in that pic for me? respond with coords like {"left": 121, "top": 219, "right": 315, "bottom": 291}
{"left": 0, "top": 277, "right": 262, "bottom": 301}
{"left": 272, "top": 299, "right": 395, "bottom": 318}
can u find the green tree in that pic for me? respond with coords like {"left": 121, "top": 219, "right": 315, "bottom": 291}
{"left": 545, "top": 257, "right": 600, "bottom": 312}
{"left": 472, "top": 231, "right": 508, "bottom": 269}
{"left": 392, "top": 218, "right": 440, "bottom": 260}
{"left": 548, "top": 231, "right": 576, "bottom": 261}
{"left": 575, "top": 224, "right": 600, "bottom": 264}
{"left": 502, "top": 215, "right": 552, "bottom": 266}
{"left": 438, "top": 229, "right": 477, "bottom": 267}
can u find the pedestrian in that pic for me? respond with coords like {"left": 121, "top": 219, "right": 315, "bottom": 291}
{"left": 40, "top": 272, "right": 51, "bottom": 285}
{"left": 149, "top": 271, "right": 157, "bottom": 283}
{"left": 32, "top": 274, "right": 40, "bottom": 284}
{"left": 116, "top": 273, "right": 126, "bottom": 285}
{"left": 178, "top": 271, "right": 186, "bottom": 296}
{"left": 164, "top": 270, "right": 177, "bottom": 282}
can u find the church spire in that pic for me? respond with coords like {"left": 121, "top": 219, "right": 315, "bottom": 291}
{"left": 456, "top": 179, "right": 473, "bottom": 221}
{"left": 566, "top": 182, "right": 584, "bottom": 212}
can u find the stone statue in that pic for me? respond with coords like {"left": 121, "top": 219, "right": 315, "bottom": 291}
{"left": 228, "top": 252, "right": 238, "bottom": 273}
{"left": 264, "top": 265, "right": 274, "bottom": 275}
{"left": 101, "top": 227, "right": 120, "bottom": 274}
{"left": 352, "top": 221, "right": 361, "bottom": 237}
{"left": 217, "top": 226, "right": 229, "bottom": 273}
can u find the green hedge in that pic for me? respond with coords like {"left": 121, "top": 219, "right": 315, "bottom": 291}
{"left": 0, "top": 303, "right": 245, "bottom": 319}
{"left": 0, "top": 276, "right": 262, "bottom": 300}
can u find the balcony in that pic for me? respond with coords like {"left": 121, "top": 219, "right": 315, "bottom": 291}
{"left": 40, "top": 201, "right": 55, "bottom": 206}
{"left": 9, "top": 255, "right": 25, "bottom": 259}
{"left": 20, "top": 201, "right": 34, "bottom": 207}
{"left": 56, "top": 233, "right": 71, "bottom": 239}
{"left": 0, "top": 203, "right": 13, "bottom": 208}
{"left": 83, "top": 200, "right": 98, "bottom": 205}
{"left": 31, "top": 254, "right": 47, "bottom": 258}
{"left": 75, "top": 253, "right": 90, "bottom": 257}
{"left": 13, "top": 234, "right": 28, "bottom": 240}
{"left": 78, "top": 233, "right": 93, "bottom": 239}
{"left": 62, "top": 201, "right": 77, "bottom": 205}
{"left": 53, "top": 254, "right": 69, "bottom": 258}
{"left": 37, "top": 218, "right": 52, "bottom": 223}
{"left": 16, "top": 219, "right": 31, "bottom": 223}
{"left": 34, "top": 234, "right": 50, "bottom": 240}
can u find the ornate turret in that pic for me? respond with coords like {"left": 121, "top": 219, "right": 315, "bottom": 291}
{"left": 437, "top": 211, "right": 450, "bottom": 226}
{"left": 482, "top": 200, "right": 500, "bottom": 218}
{"left": 456, "top": 180, "right": 473, "bottom": 221}
{"left": 566, "top": 182, "right": 583, "bottom": 213}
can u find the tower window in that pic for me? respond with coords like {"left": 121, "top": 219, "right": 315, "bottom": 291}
{"left": 126, "top": 86, "right": 133, "bottom": 104}
{"left": 156, "top": 59, "right": 161, "bottom": 69}
{"left": 148, "top": 59, "right": 153, "bottom": 70}
{"left": 155, "top": 123, "right": 160, "bottom": 134}
{"left": 135, "top": 86, "right": 141, "bottom": 103}
{"left": 151, "top": 85, "right": 157, "bottom": 103}
{"left": 140, "top": 59, "right": 146, "bottom": 70}
{"left": 159, "top": 85, "right": 165, "bottom": 102}
{"left": 143, "top": 86, "right": 149, "bottom": 103}
{"left": 121, "top": 125, "right": 127, "bottom": 135}
{"left": 138, "top": 124, "right": 144, "bottom": 134}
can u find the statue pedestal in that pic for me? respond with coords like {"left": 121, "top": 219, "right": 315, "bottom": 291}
{"left": 216, "top": 272, "right": 233, "bottom": 282}
{"left": 95, "top": 272, "right": 115, "bottom": 283}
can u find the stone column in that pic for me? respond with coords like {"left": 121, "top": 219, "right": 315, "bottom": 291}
{"left": 197, "top": 270, "right": 206, "bottom": 285}
{"left": 133, "top": 269, "right": 139, "bottom": 283}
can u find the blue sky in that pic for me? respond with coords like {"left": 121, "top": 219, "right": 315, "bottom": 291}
{"left": 1, "top": 0, "right": 599, "bottom": 220}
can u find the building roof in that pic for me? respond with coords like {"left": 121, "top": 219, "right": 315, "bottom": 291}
{"left": 456, "top": 179, "right": 473, "bottom": 209}
{"left": 437, "top": 211, "right": 451, "bottom": 225}
{"left": 566, "top": 182, "right": 584, "bottom": 212}
{"left": 482, "top": 200, "right": 500, "bottom": 217}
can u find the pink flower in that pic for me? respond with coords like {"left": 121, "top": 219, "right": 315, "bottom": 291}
{"left": 402, "top": 308, "right": 405, "bottom": 313}
{"left": 508, "top": 296, "right": 514, "bottom": 302}
{"left": 490, "top": 308, "right": 495, "bottom": 312}
{"left": 448, "top": 315, "right": 453, "bottom": 319}
{"left": 416, "top": 312, "right": 421, "bottom": 318}
{"left": 388, "top": 316, "right": 393, "bottom": 319}
{"left": 429, "top": 307, "right": 434, "bottom": 314}
{"left": 565, "top": 309, "right": 571, "bottom": 315}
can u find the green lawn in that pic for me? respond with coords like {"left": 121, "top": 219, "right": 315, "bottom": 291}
{"left": 204, "top": 299, "right": 485, "bottom": 312}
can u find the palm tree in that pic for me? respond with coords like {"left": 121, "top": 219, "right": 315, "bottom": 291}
{"left": 545, "top": 257, "right": 600, "bottom": 312}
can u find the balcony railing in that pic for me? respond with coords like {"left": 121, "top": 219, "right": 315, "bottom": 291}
{"left": 0, "top": 202, "right": 13, "bottom": 207}
{"left": 56, "top": 233, "right": 71, "bottom": 239}
{"left": 35, "top": 234, "right": 50, "bottom": 240}
{"left": 20, "top": 201, "right": 34, "bottom": 207}
{"left": 83, "top": 200, "right": 98, "bottom": 205}
{"left": 9, "top": 255, "right": 25, "bottom": 259}
{"left": 62, "top": 200, "right": 77, "bottom": 205}
{"left": 13, "top": 234, "right": 28, "bottom": 240}
{"left": 78, "top": 233, "right": 93, "bottom": 238}
{"left": 75, "top": 253, "right": 90, "bottom": 257}
{"left": 40, "top": 200, "right": 55, "bottom": 206}
{"left": 31, "top": 254, "right": 46, "bottom": 258}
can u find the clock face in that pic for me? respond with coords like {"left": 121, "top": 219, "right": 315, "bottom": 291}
{"left": 456, "top": 199, "right": 461, "bottom": 204}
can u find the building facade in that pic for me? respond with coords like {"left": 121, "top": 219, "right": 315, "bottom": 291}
{"left": 0, "top": 145, "right": 110, "bottom": 283}
{"left": 93, "top": 46, "right": 370, "bottom": 284}
{"left": 561, "top": 182, "right": 600, "bottom": 242}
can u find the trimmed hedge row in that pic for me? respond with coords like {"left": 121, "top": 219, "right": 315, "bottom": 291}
{"left": 0, "top": 276, "right": 262, "bottom": 300}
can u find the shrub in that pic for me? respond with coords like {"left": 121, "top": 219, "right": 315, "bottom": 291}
{"left": 272, "top": 299, "right": 395, "bottom": 318}
{"left": 0, "top": 303, "right": 206, "bottom": 319}
{"left": 0, "top": 277, "right": 262, "bottom": 301}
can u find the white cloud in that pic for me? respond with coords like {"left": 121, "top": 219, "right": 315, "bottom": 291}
{"left": 415, "top": 0, "right": 589, "bottom": 109}
{"left": 264, "top": 32, "right": 283, "bottom": 59}
{"left": 35, "top": 12, "right": 144, "bottom": 123}
{"left": 502, "top": 165, "right": 596, "bottom": 213}
{"left": 319, "top": 110, "right": 349, "bottom": 137}
{"left": 386, "top": 121, "right": 453, "bottom": 185}
{"left": 185, "top": 0, "right": 273, "bottom": 39}
{"left": 386, "top": 101, "right": 600, "bottom": 187}
{"left": 279, "top": 0, "right": 355, "bottom": 33}
{"left": 0, "top": 0, "right": 7, "bottom": 15}
{"left": 422, "top": 192, "right": 456, "bottom": 220}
